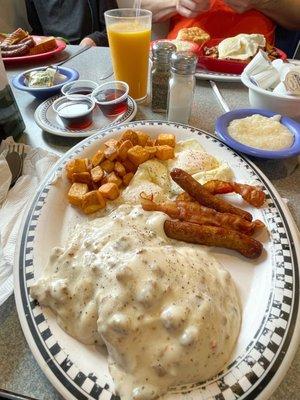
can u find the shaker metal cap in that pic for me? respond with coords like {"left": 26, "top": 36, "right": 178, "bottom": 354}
{"left": 171, "top": 51, "right": 197, "bottom": 75}
{"left": 152, "top": 41, "right": 177, "bottom": 62}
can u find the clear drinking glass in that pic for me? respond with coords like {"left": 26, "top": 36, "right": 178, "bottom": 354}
{"left": 105, "top": 8, "right": 152, "bottom": 101}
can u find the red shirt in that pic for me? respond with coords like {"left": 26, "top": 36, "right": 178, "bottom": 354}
{"left": 167, "top": 0, "right": 275, "bottom": 44}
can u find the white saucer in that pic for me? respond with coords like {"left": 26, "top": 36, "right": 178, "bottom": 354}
{"left": 34, "top": 94, "right": 137, "bottom": 138}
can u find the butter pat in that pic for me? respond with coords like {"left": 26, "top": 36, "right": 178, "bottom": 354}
{"left": 218, "top": 34, "right": 266, "bottom": 61}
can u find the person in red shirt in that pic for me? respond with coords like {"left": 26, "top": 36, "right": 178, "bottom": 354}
{"left": 143, "top": 0, "right": 300, "bottom": 57}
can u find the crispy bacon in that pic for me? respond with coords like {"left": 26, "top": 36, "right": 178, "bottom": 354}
{"left": 203, "top": 180, "right": 266, "bottom": 208}
{"left": 140, "top": 194, "right": 264, "bottom": 235}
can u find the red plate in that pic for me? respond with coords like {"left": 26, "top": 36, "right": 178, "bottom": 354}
{"left": 2, "top": 36, "right": 66, "bottom": 65}
{"left": 198, "top": 38, "right": 287, "bottom": 75}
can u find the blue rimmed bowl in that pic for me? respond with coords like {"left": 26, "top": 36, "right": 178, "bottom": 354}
{"left": 215, "top": 108, "right": 300, "bottom": 159}
{"left": 12, "top": 66, "right": 79, "bottom": 100}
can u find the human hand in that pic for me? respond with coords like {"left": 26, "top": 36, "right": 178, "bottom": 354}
{"left": 176, "top": 0, "right": 211, "bottom": 18}
{"left": 223, "top": 0, "right": 261, "bottom": 13}
{"left": 79, "top": 37, "right": 96, "bottom": 47}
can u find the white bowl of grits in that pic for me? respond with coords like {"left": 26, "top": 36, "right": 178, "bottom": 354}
{"left": 241, "top": 71, "right": 300, "bottom": 121}
{"left": 216, "top": 109, "right": 300, "bottom": 159}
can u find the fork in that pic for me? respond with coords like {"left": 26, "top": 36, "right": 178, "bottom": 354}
{"left": 5, "top": 144, "right": 26, "bottom": 187}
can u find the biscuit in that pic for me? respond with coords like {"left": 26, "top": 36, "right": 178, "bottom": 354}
{"left": 177, "top": 27, "right": 210, "bottom": 45}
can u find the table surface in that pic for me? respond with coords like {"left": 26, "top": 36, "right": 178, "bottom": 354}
{"left": 0, "top": 45, "right": 299, "bottom": 400}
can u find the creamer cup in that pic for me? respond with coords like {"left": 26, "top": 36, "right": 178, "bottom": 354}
{"left": 244, "top": 50, "right": 271, "bottom": 76}
{"left": 250, "top": 66, "right": 280, "bottom": 90}
{"left": 273, "top": 82, "right": 289, "bottom": 96}
{"left": 283, "top": 70, "right": 300, "bottom": 95}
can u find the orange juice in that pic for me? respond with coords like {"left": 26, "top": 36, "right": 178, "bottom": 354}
{"left": 107, "top": 22, "right": 151, "bottom": 100}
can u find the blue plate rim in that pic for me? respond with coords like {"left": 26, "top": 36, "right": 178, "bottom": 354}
{"left": 12, "top": 66, "right": 79, "bottom": 92}
{"left": 215, "top": 108, "right": 300, "bottom": 159}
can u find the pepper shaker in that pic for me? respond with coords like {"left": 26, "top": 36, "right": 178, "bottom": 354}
{"left": 167, "top": 51, "right": 197, "bottom": 124}
{"left": 151, "top": 41, "right": 176, "bottom": 113}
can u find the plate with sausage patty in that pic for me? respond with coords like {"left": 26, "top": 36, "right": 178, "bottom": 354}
{"left": 15, "top": 121, "right": 300, "bottom": 400}
{"left": 1, "top": 31, "right": 66, "bottom": 65}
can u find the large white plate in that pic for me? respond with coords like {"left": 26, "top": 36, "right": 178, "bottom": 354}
{"left": 15, "top": 121, "right": 300, "bottom": 400}
{"left": 34, "top": 94, "right": 137, "bottom": 138}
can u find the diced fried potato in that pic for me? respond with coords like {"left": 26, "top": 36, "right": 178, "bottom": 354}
{"left": 123, "top": 159, "right": 137, "bottom": 173}
{"left": 156, "top": 134, "right": 176, "bottom": 147}
{"left": 68, "top": 183, "right": 89, "bottom": 207}
{"left": 106, "top": 171, "right": 122, "bottom": 187}
{"left": 91, "top": 166, "right": 104, "bottom": 183}
{"left": 82, "top": 190, "right": 106, "bottom": 214}
{"left": 98, "top": 183, "right": 120, "bottom": 200}
{"left": 114, "top": 161, "right": 126, "bottom": 177}
{"left": 145, "top": 146, "right": 157, "bottom": 159}
{"left": 136, "top": 131, "right": 149, "bottom": 147}
{"left": 118, "top": 140, "right": 133, "bottom": 161}
{"left": 73, "top": 158, "right": 89, "bottom": 173}
{"left": 123, "top": 172, "right": 134, "bottom": 186}
{"left": 100, "top": 159, "right": 115, "bottom": 173}
{"left": 146, "top": 138, "right": 155, "bottom": 147}
{"left": 66, "top": 160, "right": 75, "bottom": 180}
{"left": 127, "top": 145, "right": 149, "bottom": 166}
{"left": 155, "top": 145, "right": 175, "bottom": 161}
{"left": 72, "top": 172, "right": 92, "bottom": 185}
{"left": 121, "top": 130, "right": 139, "bottom": 145}
{"left": 91, "top": 150, "right": 105, "bottom": 167}
{"left": 104, "top": 146, "right": 118, "bottom": 161}
{"left": 104, "top": 139, "right": 119, "bottom": 148}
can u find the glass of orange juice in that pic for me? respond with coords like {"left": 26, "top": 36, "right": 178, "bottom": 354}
{"left": 105, "top": 9, "right": 152, "bottom": 101}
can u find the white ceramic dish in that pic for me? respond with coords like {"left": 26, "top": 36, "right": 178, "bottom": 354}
{"left": 15, "top": 121, "right": 300, "bottom": 400}
{"left": 34, "top": 94, "right": 137, "bottom": 138}
{"left": 241, "top": 71, "right": 300, "bottom": 121}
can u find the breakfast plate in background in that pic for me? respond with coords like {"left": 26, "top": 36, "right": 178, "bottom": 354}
{"left": 2, "top": 36, "right": 66, "bottom": 65}
{"left": 15, "top": 120, "right": 300, "bottom": 400}
{"left": 34, "top": 94, "right": 137, "bottom": 138}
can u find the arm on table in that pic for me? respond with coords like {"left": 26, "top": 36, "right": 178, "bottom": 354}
{"left": 224, "top": 0, "right": 300, "bottom": 30}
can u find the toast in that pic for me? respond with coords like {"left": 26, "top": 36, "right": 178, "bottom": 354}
{"left": 29, "top": 36, "right": 57, "bottom": 55}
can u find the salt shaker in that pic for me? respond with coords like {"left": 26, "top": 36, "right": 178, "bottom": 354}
{"left": 167, "top": 51, "right": 197, "bottom": 124}
{"left": 151, "top": 41, "right": 176, "bottom": 113}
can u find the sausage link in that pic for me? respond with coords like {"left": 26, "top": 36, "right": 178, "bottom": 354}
{"left": 171, "top": 168, "right": 253, "bottom": 221}
{"left": 164, "top": 220, "right": 263, "bottom": 259}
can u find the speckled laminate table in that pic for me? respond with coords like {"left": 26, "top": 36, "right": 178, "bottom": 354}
{"left": 0, "top": 46, "right": 299, "bottom": 400}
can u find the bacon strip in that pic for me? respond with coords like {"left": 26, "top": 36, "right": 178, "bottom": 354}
{"left": 140, "top": 195, "right": 264, "bottom": 235}
{"left": 171, "top": 168, "right": 253, "bottom": 221}
{"left": 203, "top": 180, "right": 266, "bottom": 208}
{"left": 164, "top": 220, "right": 263, "bottom": 259}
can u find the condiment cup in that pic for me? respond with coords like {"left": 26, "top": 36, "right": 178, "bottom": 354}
{"left": 243, "top": 50, "right": 271, "bottom": 76}
{"left": 250, "top": 66, "right": 280, "bottom": 90}
{"left": 91, "top": 81, "right": 129, "bottom": 117}
{"left": 52, "top": 95, "right": 95, "bottom": 130}
{"left": 61, "top": 79, "right": 99, "bottom": 98}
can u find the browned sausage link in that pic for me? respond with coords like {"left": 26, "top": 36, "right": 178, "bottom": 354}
{"left": 0, "top": 42, "right": 28, "bottom": 51}
{"left": 170, "top": 168, "right": 253, "bottom": 221}
{"left": 164, "top": 220, "right": 263, "bottom": 259}
{"left": 19, "top": 36, "right": 35, "bottom": 48}
{"left": 1, "top": 44, "right": 30, "bottom": 58}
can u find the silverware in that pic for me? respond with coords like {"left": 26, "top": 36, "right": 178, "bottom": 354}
{"left": 55, "top": 44, "right": 92, "bottom": 66}
{"left": 0, "top": 388, "right": 38, "bottom": 400}
{"left": 5, "top": 144, "right": 25, "bottom": 187}
{"left": 209, "top": 80, "right": 230, "bottom": 113}
{"left": 98, "top": 68, "right": 114, "bottom": 80}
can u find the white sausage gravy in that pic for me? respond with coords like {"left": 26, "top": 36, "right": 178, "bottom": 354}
{"left": 31, "top": 205, "right": 241, "bottom": 400}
